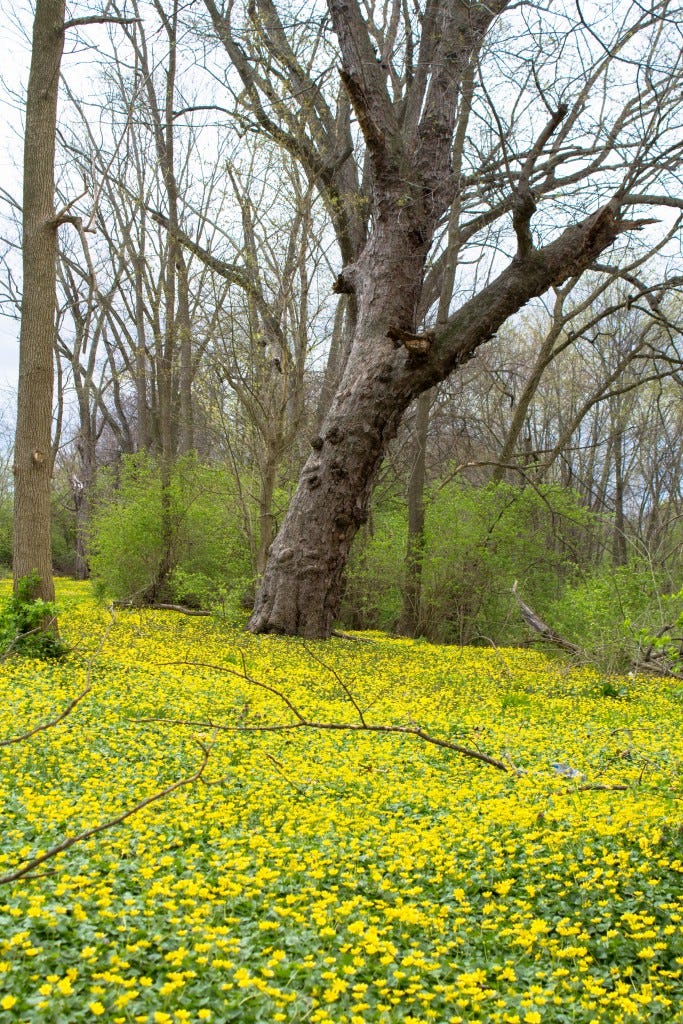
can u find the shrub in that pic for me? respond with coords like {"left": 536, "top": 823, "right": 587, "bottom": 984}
{"left": 51, "top": 492, "right": 80, "bottom": 576}
{"left": 341, "top": 503, "right": 406, "bottom": 630}
{"left": 342, "top": 481, "right": 598, "bottom": 643}
{"left": 0, "top": 463, "right": 83, "bottom": 576}
{"left": 89, "top": 453, "right": 164, "bottom": 603}
{"left": 0, "top": 572, "right": 68, "bottom": 659}
{"left": 421, "top": 481, "right": 596, "bottom": 644}
{"left": 549, "top": 566, "right": 683, "bottom": 672}
{"left": 89, "top": 453, "right": 253, "bottom": 608}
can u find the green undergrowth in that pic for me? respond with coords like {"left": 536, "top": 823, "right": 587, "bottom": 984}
{"left": 0, "top": 580, "right": 682, "bottom": 1023}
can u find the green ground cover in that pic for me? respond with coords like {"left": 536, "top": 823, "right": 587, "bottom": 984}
{"left": 0, "top": 580, "right": 682, "bottom": 1023}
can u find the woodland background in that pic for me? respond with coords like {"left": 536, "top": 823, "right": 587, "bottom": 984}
{"left": 1, "top": 0, "right": 683, "bottom": 661}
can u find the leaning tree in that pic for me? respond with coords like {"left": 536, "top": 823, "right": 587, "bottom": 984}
{"left": 201, "top": 0, "right": 683, "bottom": 636}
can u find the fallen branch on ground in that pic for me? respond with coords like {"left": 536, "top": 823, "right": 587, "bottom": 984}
{"left": 0, "top": 685, "right": 92, "bottom": 748}
{"left": 0, "top": 741, "right": 212, "bottom": 885}
{"left": 576, "top": 782, "right": 628, "bottom": 792}
{"left": 0, "top": 620, "right": 216, "bottom": 885}
{"left": 0, "top": 618, "right": 116, "bottom": 747}
{"left": 139, "top": 656, "right": 511, "bottom": 772}
{"left": 111, "top": 600, "right": 210, "bottom": 616}
{"left": 512, "top": 581, "right": 683, "bottom": 680}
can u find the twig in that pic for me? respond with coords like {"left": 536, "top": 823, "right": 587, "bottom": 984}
{"left": 0, "top": 685, "right": 91, "bottom": 747}
{"left": 303, "top": 640, "right": 367, "bottom": 725}
{"left": 0, "top": 616, "right": 115, "bottom": 746}
{"left": 550, "top": 782, "right": 628, "bottom": 795}
{"left": 577, "top": 782, "right": 628, "bottom": 791}
{"left": 263, "top": 751, "right": 308, "bottom": 795}
{"left": 0, "top": 743, "right": 211, "bottom": 886}
{"left": 0, "top": 621, "right": 56, "bottom": 664}
{"left": 632, "top": 659, "right": 683, "bottom": 681}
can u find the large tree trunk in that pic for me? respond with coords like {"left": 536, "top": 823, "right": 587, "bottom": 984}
{"left": 13, "top": 0, "right": 66, "bottom": 604}
{"left": 248, "top": 359, "right": 411, "bottom": 637}
{"left": 248, "top": 205, "right": 636, "bottom": 637}
{"left": 249, "top": 215, "right": 427, "bottom": 635}
{"left": 226, "top": 0, "right": 664, "bottom": 639}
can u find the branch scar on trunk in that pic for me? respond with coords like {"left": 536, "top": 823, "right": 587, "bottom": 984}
{"left": 387, "top": 326, "right": 435, "bottom": 355}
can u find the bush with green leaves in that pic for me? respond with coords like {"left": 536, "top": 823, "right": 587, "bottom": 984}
{"left": 421, "top": 480, "right": 597, "bottom": 644}
{"left": 342, "top": 480, "right": 598, "bottom": 643}
{"left": 0, "top": 467, "right": 82, "bottom": 576}
{"left": 341, "top": 501, "right": 406, "bottom": 629}
{"left": 89, "top": 453, "right": 253, "bottom": 609}
{"left": 636, "top": 584, "right": 683, "bottom": 674}
{"left": 548, "top": 567, "right": 683, "bottom": 672}
{"left": 0, "top": 572, "right": 68, "bottom": 659}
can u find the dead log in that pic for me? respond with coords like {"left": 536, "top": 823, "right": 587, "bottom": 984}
{"left": 511, "top": 581, "right": 582, "bottom": 655}
{"left": 112, "top": 600, "right": 211, "bottom": 617}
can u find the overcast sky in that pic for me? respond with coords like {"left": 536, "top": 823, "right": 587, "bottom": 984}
{"left": 0, "top": 0, "right": 108, "bottom": 395}
{"left": 0, "top": 0, "right": 30, "bottom": 394}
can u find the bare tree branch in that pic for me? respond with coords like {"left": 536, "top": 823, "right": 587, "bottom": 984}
{"left": 63, "top": 16, "right": 140, "bottom": 30}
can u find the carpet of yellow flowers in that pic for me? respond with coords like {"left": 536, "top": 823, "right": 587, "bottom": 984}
{"left": 0, "top": 580, "right": 682, "bottom": 1024}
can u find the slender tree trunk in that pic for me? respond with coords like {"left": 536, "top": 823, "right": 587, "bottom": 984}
{"left": 134, "top": 252, "right": 149, "bottom": 449}
{"left": 13, "top": 0, "right": 66, "bottom": 604}
{"left": 612, "top": 418, "right": 628, "bottom": 566}
{"left": 138, "top": 0, "right": 183, "bottom": 600}
{"left": 397, "top": 389, "right": 432, "bottom": 636}
{"left": 491, "top": 297, "right": 566, "bottom": 483}
{"left": 176, "top": 250, "right": 194, "bottom": 454}
{"left": 72, "top": 408, "right": 97, "bottom": 581}
{"left": 72, "top": 463, "right": 93, "bottom": 581}
{"left": 73, "top": 491, "right": 89, "bottom": 580}
{"left": 316, "top": 295, "right": 357, "bottom": 426}
{"left": 256, "top": 455, "right": 278, "bottom": 577}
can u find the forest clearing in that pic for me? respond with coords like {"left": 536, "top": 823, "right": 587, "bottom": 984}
{"left": 3, "top": 0, "right": 683, "bottom": 1018}
{"left": 1, "top": 581, "right": 682, "bottom": 1024}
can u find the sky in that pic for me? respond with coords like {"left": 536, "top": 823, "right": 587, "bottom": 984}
{"left": 0, "top": 0, "right": 110, "bottom": 398}
{"left": 1, "top": 0, "right": 682, "bottom": 405}
{"left": 0, "top": 0, "right": 29, "bottom": 394}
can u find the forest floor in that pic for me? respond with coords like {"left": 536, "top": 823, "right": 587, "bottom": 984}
{"left": 0, "top": 580, "right": 682, "bottom": 1023}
